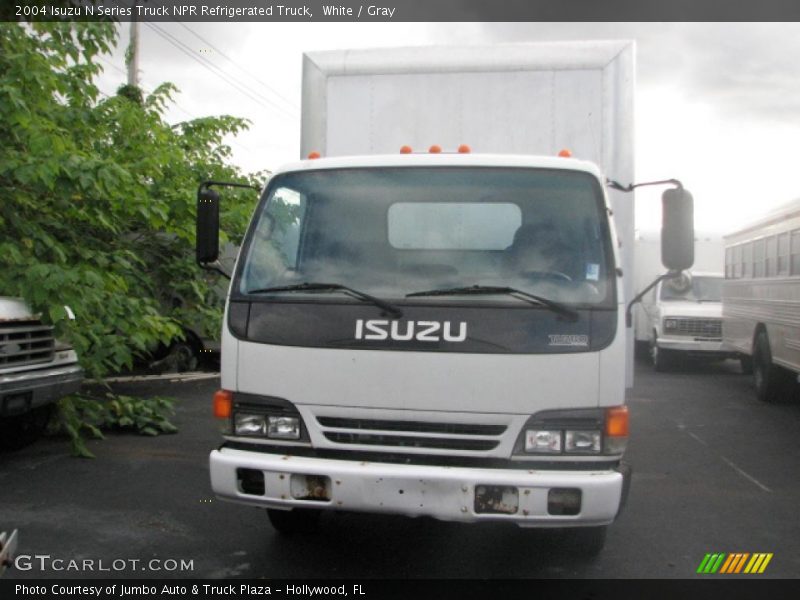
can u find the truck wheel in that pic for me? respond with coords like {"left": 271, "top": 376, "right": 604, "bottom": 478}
{"left": 650, "top": 336, "right": 673, "bottom": 372}
{"left": 560, "top": 526, "right": 608, "bottom": 557}
{"left": 266, "top": 508, "right": 321, "bottom": 535}
{"left": 752, "top": 331, "right": 791, "bottom": 403}
{"left": 0, "top": 405, "right": 53, "bottom": 451}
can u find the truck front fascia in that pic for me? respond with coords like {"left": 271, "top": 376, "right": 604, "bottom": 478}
{"left": 210, "top": 446, "right": 626, "bottom": 526}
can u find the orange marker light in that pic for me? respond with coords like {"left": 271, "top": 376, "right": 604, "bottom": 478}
{"left": 428, "top": 145, "right": 442, "bottom": 154}
{"left": 307, "top": 151, "right": 321, "bottom": 159}
{"left": 400, "top": 145, "right": 413, "bottom": 154}
{"left": 605, "top": 405, "right": 629, "bottom": 437}
{"left": 558, "top": 149, "right": 572, "bottom": 158}
{"left": 458, "top": 144, "right": 471, "bottom": 154}
{"left": 213, "top": 389, "right": 233, "bottom": 419}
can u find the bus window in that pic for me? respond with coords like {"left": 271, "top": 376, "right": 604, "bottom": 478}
{"left": 778, "top": 232, "right": 790, "bottom": 276}
{"left": 791, "top": 230, "right": 800, "bottom": 275}
{"left": 754, "top": 239, "right": 765, "bottom": 278}
{"left": 766, "top": 236, "right": 777, "bottom": 277}
{"left": 742, "top": 242, "right": 753, "bottom": 279}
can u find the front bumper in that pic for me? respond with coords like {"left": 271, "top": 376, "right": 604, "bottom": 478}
{"left": 0, "top": 364, "right": 84, "bottom": 416}
{"left": 210, "top": 447, "right": 627, "bottom": 527}
{"left": 657, "top": 336, "right": 732, "bottom": 355}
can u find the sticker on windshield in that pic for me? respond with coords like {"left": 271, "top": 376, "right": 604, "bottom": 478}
{"left": 548, "top": 334, "right": 589, "bottom": 347}
{"left": 586, "top": 263, "right": 600, "bottom": 281}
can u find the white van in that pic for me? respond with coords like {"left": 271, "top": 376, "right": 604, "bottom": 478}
{"left": 640, "top": 272, "right": 734, "bottom": 370}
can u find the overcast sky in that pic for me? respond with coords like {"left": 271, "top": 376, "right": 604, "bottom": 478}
{"left": 95, "top": 22, "right": 800, "bottom": 235}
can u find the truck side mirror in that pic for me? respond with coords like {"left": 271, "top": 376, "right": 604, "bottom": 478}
{"left": 661, "top": 187, "right": 694, "bottom": 272}
{"left": 196, "top": 187, "right": 220, "bottom": 264}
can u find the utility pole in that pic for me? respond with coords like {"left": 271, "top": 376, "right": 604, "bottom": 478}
{"left": 127, "top": 4, "right": 140, "bottom": 87}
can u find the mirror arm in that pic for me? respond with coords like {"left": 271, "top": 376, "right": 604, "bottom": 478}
{"left": 625, "top": 271, "right": 680, "bottom": 328}
{"left": 199, "top": 261, "right": 231, "bottom": 280}
{"left": 198, "top": 180, "right": 261, "bottom": 195}
{"left": 606, "top": 178, "right": 683, "bottom": 193}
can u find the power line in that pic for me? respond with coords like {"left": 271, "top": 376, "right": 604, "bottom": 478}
{"left": 98, "top": 55, "right": 127, "bottom": 77}
{"left": 145, "top": 22, "right": 298, "bottom": 121}
{"left": 113, "top": 0, "right": 298, "bottom": 119}
{"left": 174, "top": 22, "right": 299, "bottom": 115}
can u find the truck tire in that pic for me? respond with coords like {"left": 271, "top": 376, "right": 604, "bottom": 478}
{"left": 752, "top": 331, "right": 791, "bottom": 403}
{"left": 0, "top": 405, "right": 53, "bottom": 451}
{"left": 266, "top": 508, "right": 321, "bottom": 535}
{"left": 650, "top": 335, "right": 673, "bottom": 372}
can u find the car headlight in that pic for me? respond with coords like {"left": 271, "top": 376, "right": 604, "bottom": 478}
{"left": 663, "top": 318, "right": 678, "bottom": 331}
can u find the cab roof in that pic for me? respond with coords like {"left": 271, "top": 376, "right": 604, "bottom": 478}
{"left": 271, "top": 152, "right": 605, "bottom": 180}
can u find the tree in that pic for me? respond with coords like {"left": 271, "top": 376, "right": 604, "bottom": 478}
{"left": 0, "top": 22, "right": 263, "bottom": 454}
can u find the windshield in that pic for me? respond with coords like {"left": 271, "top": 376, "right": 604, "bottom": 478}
{"left": 660, "top": 276, "right": 722, "bottom": 302}
{"left": 237, "top": 167, "right": 614, "bottom": 306}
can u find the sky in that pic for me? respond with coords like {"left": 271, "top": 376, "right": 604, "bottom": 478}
{"left": 94, "top": 22, "right": 800, "bottom": 236}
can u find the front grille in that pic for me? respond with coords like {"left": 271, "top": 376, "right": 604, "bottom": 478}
{"left": 317, "top": 416, "right": 506, "bottom": 452}
{"left": 317, "top": 417, "right": 505, "bottom": 436}
{"left": 668, "top": 318, "right": 722, "bottom": 339}
{"left": 0, "top": 321, "right": 55, "bottom": 368}
{"left": 323, "top": 432, "right": 498, "bottom": 451}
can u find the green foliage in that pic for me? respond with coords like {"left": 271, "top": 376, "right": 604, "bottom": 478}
{"left": 0, "top": 22, "right": 263, "bottom": 380}
{"left": 54, "top": 393, "right": 177, "bottom": 458}
{"left": 0, "top": 23, "right": 264, "bottom": 453}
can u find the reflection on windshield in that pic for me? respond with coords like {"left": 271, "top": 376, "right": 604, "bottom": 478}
{"left": 238, "top": 167, "right": 614, "bottom": 306}
{"left": 660, "top": 276, "right": 723, "bottom": 302}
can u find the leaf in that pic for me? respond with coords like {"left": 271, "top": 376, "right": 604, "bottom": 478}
{"left": 158, "top": 421, "right": 178, "bottom": 434}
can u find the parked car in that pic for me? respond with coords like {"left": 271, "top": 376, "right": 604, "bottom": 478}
{"left": 0, "top": 297, "right": 83, "bottom": 450}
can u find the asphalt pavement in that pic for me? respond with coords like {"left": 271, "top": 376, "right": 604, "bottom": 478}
{"left": 2, "top": 358, "right": 799, "bottom": 579}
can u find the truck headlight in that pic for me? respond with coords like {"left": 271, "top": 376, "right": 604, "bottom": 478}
{"left": 564, "top": 430, "right": 602, "bottom": 454}
{"left": 267, "top": 416, "right": 301, "bottom": 440}
{"left": 664, "top": 318, "right": 678, "bottom": 331}
{"left": 234, "top": 413, "right": 268, "bottom": 436}
{"left": 515, "top": 406, "right": 628, "bottom": 457}
{"left": 524, "top": 430, "right": 562, "bottom": 453}
{"left": 233, "top": 413, "right": 302, "bottom": 439}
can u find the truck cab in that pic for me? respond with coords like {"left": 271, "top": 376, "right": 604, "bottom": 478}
{"left": 206, "top": 152, "right": 632, "bottom": 553}
{"left": 0, "top": 297, "right": 83, "bottom": 450}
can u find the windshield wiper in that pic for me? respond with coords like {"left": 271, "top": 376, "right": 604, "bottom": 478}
{"left": 406, "top": 285, "right": 579, "bottom": 321}
{"left": 247, "top": 282, "right": 403, "bottom": 318}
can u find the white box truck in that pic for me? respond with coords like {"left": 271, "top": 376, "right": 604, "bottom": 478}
{"left": 199, "top": 43, "right": 693, "bottom": 555}
{"left": 0, "top": 297, "right": 83, "bottom": 450}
